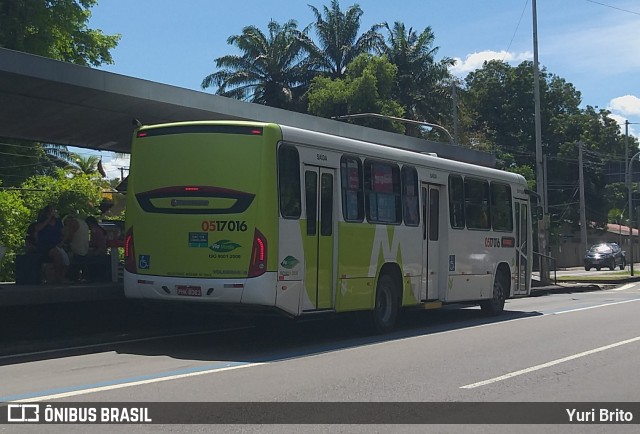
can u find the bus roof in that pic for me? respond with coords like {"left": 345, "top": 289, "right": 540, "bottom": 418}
{"left": 278, "top": 124, "right": 527, "bottom": 187}
{"left": 135, "top": 120, "right": 526, "bottom": 187}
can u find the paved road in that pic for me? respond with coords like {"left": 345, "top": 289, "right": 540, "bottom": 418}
{"left": 1, "top": 284, "right": 640, "bottom": 433}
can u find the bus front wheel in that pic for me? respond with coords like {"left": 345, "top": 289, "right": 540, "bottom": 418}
{"left": 370, "top": 274, "right": 399, "bottom": 334}
{"left": 480, "top": 275, "right": 506, "bottom": 316}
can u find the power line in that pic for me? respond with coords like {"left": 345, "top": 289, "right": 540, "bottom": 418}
{"left": 503, "top": 0, "right": 530, "bottom": 61}
{"left": 586, "top": 0, "right": 640, "bottom": 16}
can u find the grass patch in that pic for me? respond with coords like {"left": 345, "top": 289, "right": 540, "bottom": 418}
{"left": 557, "top": 270, "right": 639, "bottom": 282}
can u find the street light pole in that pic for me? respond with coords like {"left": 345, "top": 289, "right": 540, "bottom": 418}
{"left": 628, "top": 151, "right": 640, "bottom": 276}
{"left": 625, "top": 121, "right": 639, "bottom": 274}
{"left": 626, "top": 120, "right": 630, "bottom": 270}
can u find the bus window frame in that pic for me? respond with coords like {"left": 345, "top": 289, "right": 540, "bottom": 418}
{"left": 401, "top": 165, "right": 420, "bottom": 227}
{"left": 448, "top": 174, "right": 465, "bottom": 229}
{"left": 277, "top": 144, "right": 302, "bottom": 220}
{"left": 340, "top": 155, "right": 364, "bottom": 223}
{"left": 464, "top": 177, "right": 491, "bottom": 231}
{"left": 364, "top": 159, "right": 402, "bottom": 225}
{"left": 490, "top": 182, "right": 514, "bottom": 232}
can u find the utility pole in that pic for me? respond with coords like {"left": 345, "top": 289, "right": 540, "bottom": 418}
{"left": 628, "top": 149, "right": 640, "bottom": 277}
{"left": 532, "top": 0, "right": 549, "bottom": 284}
{"left": 578, "top": 142, "right": 588, "bottom": 255}
{"left": 543, "top": 155, "right": 549, "bottom": 215}
{"left": 452, "top": 80, "right": 459, "bottom": 146}
{"left": 626, "top": 120, "right": 632, "bottom": 272}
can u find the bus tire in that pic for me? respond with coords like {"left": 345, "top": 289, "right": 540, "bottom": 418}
{"left": 480, "top": 274, "right": 506, "bottom": 316}
{"left": 370, "top": 274, "right": 399, "bottom": 334}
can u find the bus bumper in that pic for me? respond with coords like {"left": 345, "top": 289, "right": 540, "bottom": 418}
{"left": 123, "top": 271, "right": 278, "bottom": 307}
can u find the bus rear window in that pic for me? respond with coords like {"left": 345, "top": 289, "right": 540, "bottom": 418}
{"left": 137, "top": 125, "right": 263, "bottom": 138}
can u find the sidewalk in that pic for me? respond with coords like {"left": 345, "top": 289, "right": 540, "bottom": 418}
{"left": 530, "top": 267, "right": 640, "bottom": 295}
{"left": 0, "top": 281, "right": 123, "bottom": 307}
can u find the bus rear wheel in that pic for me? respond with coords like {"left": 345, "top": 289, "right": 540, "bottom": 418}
{"left": 480, "top": 275, "right": 506, "bottom": 316}
{"left": 370, "top": 274, "right": 399, "bottom": 334}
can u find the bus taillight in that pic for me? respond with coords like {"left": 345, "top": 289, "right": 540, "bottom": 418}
{"left": 248, "top": 228, "right": 267, "bottom": 277}
{"left": 124, "top": 227, "right": 136, "bottom": 273}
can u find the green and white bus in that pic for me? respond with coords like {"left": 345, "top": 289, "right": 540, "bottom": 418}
{"left": 124, "top": 121, "right": 533, "bottom": 332}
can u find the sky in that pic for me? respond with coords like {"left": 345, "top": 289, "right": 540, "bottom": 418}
{"left": 78, "top": 0, "right": 640, "bottom": 179}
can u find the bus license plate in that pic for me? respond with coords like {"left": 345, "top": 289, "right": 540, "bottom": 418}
{"left": 176, "top": 285, "right": 202, "bottom": 297}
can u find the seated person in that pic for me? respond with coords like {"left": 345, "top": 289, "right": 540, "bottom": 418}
{"left": 86, "top": 216, "right": 107, "bottom": 255}
{"left": 25, "top": 223, "right": 38, "bottom": 254}
{"left": 62, "top": 215, "right": 90, "bottom": 281}
{"left": 34, "top": 205, "right": 69, "bottom": 284}
{"left": 62, "top": 214, "right": 90, "bottom": 257}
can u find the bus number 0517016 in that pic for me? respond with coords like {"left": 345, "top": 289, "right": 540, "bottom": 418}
{"left": 201, "top": 220, "right": 248, "bottom": 232}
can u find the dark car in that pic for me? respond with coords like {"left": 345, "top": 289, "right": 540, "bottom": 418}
{"left": 584, "top": 243, "right": 626, "bottom": 271}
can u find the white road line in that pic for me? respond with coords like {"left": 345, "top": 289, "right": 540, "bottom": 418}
{"left": 612, "top": 283, "right": 636, "bottom": 291}
{"left": 551, "top": 298, "right": 640, "bottom": 314}
{"left": 13, "top": 362, "right": 266, "bottom": 403}
{"left": 460, "top": 336, "right": 640, "bottom": 389}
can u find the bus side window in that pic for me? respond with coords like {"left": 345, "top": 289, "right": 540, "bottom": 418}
{"left": 429, "top": 189, "right": 439, "bottom": 241}
{"left": 278, "top": 145, "right": 301, "bottom": 219}
{"left": 490, "top": 182, "right": 513, "bottom": 231}
{"left": 340, "top": 155, "right": 364, "bottom": 222}
{"left": 465, "top": 178, "right": 490, "bottom": 230}
{"left": 402, "top": 166, "right": 419, "bottom": 226}
{"left": 364, "top": 160, "right": 401, "bottom": 224}
{"left": 448, "top": 175, "right": 465, "bottom": 229}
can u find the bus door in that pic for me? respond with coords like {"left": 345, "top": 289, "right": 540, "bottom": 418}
{"left": 303, "top": 165, "right": 335, "bottom": 310}
{"left": 421, "top": 184, "right": 441, "bottom": 301}
{"left": 514, "top": 199, "right": 530, "bottom": 295}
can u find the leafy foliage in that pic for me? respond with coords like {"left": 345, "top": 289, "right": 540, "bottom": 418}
{"left": 463, "top": 59, "right": 638, "bottom": 229}
{"left": 301, "top": 0, "right": 383, "bottom": 79}
{"left": 0, "top": 0, "right": 120, "bottom": 66}
{"left": 377, "top": 21, "right": 455, "bottom": 133}
{"left": 202, "top": 20, "right": 311, "bottom": 111}
{"left": 70, "top": 152, "right": 100, "bottom": 175}
{"left": 307, "top": 54, "right": 405, "bottom": 132}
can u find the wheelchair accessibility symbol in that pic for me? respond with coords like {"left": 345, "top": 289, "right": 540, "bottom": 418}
{"left": 139, "top": 255, "right": 150, "bottom": 269}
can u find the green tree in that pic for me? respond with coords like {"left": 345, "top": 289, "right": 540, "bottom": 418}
{"left": 300, "top": 0, "right": 383, "bottom": 79}
{"left": 0, "top": 0, "right": 120, "bottom": 67}
{"left": 0, "top": 141, "right": 76, "bottom": 187}
{"left": 70, "top": 152, "right": 100, "bottom": 175}
{"left": 377, "top": 21, "right": 454, "bottom": 135}
{"left": 464, "top": 60, "right": 633, "bottom": 230}
{"left": 464, "top": 60, "right": 583, "bottom": 169}
{"left": 0, "top": 185, "right": 31, "bottom": 281}
{"left": 307, "top": 54, "right": 405, "bottom": 133}
{"left": 202, "top": 20, "right": 311, "bottom": 111}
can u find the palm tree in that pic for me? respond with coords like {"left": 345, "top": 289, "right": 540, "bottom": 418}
{"left": 202, "top": 20, "right": 311, "bottom": 110}
{"left": 300, "top": 0, "right": 383, "bottom": 79}
{"left": 70, "top": 153, "right": 100, "bottom": 175}
{"left": 378, "top": 22, "right": 455, "bottom": 135}
{"left": 42, "top": 143, "right": 75, "bottom": 170}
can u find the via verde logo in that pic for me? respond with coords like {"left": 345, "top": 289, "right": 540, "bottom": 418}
{"left": 209, "top": 240, "right": 241, "bottom": 253}
{"left": 280, "top": 255, "right": 300, "bottom": 269}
